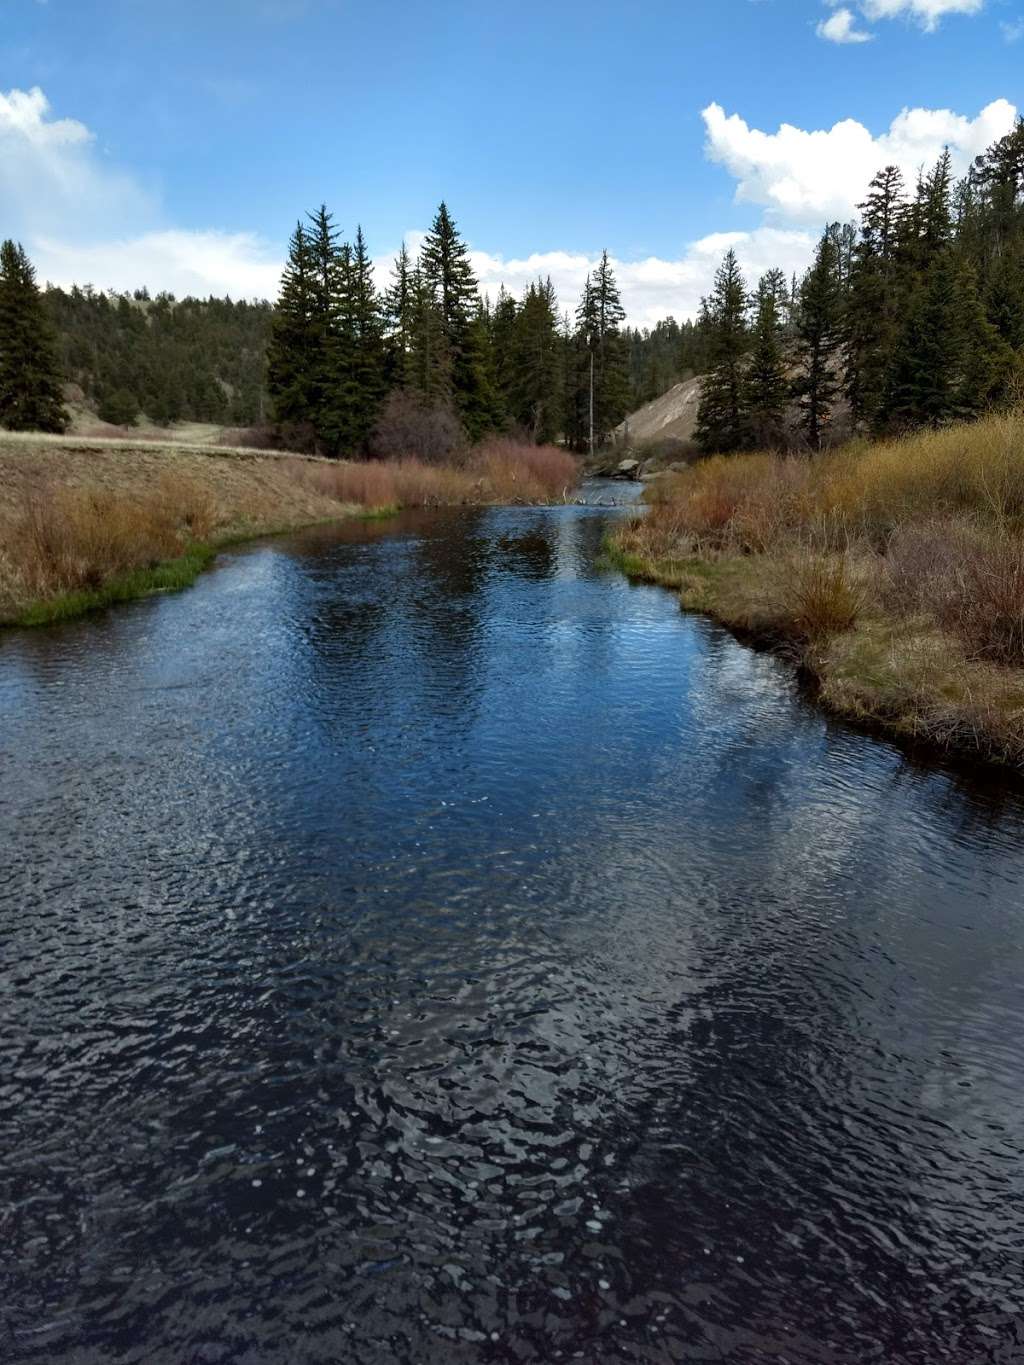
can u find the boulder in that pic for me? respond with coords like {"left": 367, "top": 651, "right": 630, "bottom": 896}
{"left": 614, "top": 458, "right": 641, "bottom": 479}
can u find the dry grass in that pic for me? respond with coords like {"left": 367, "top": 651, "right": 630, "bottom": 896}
{"left": 610, "top": 409, "right": 1024, "bottom": 764}
{"left": 774, "top": 552, "right": 867, "bottom": 640}
{"left": 302, "top": 440, "right": 577, "bottom": 510}
{"left": 0, "top": 433, "right": 579, "bottom": 624}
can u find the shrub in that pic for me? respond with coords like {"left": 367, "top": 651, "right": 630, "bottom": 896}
{"left": 776, "top": 552, "right": 865, "bottom": 639}
{"left": 97, "top": 388, "right": 140, "bottom": 427}
{"left": 303, "top": 442, "right": 578, "bottom": 510}
{"left": 471, "top": 438, "right": 577, "bottom": 502}
{"left": 634, "top": 435, "right": 696, "bottom": 466}
{"left": 218, "top": 425, "right": 278, "bottom": 450}
{"left": 370, "top": 390, "right": 467, "bottom": 465}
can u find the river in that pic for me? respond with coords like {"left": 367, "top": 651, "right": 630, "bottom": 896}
{"left": 2, "top": 490, "right": 1023, "bottom": 1363}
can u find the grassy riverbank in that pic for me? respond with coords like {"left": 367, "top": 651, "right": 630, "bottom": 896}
{"left": 0, "top": 434, "right": 577, "bottom": 627}
{"left": 609, "top": 411, "right": 1024, "bottom": 766}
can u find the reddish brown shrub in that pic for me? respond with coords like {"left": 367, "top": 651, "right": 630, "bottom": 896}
{"left": 370, "top": 390, "right": 467, "bottom": 465}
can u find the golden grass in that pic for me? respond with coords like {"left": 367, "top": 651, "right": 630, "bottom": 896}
{"left": 610, "top": 409, "right": 1024, "bottom": 764}
{"left": 0, "top": 434, "right": 579, "bottom": 625}
{"left": 302, "top": 439, "right": 577, "bottom": 509}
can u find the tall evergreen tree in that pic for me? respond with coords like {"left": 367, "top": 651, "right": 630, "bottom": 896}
{"left": 0, "top": 240, "right": 68, "bottom": 433}
{"left": 793, "top": 228, "right": 844, "bottom": 449}
{"left": 345, "top": 225, "right": 386, "bottom": 450}
{"left": 572, "top": 253, "right": 628, "bottom": 452}
{"left": 694, "top": 248, "right": 749, "bottom": 454}
{"left": 510, "top": 278, "right": 563, "bottom": 442}
{"left": 745, "top": 269, "right": 789, "bottom": 449}
{"left": 307, "top": 204, "right": 349, "bottom": 451}
{"left": 419, "top": 202, "right": 491, "bottom": 435}
{"left": 490, "top": 285, "right": 519, "bottom": 421}
{"left": 845, "top": 166, "right": 907, "bottom": 432}
{"left": 267, "top": 221, "right": 318, "bottom": 433}
{"left": 407, "top": 263, "right": 450, "bottom": 405}
{"left": 383, "top": 242, "right": 414, "bottom": 388}
{"left": 888, "top": 252, "right": 1009, "bottom": 427}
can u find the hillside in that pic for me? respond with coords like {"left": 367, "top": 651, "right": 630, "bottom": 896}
{"left": 45, "top": 287, "right": 272, "bottom": 428}
{"left": 612, "top": 376, "right": 703, "bottom": 455}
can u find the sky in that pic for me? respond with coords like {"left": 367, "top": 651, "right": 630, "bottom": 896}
{"left": 1, "top": 0, "right": 1020, "bottom": 326}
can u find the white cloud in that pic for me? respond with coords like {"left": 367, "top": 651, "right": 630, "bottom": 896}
{"left": 452, "top": 229, "right": 816, "bottom": 329}
{"left": 1, "top": 84, "right": 1019, "bottom": 329}
{"left": 702, "top": 98, "right": 1017, "bottom": 223}
{"left": 0, "top": 86, "right": 154, "bottom": 238}
{"left": 1001, "top": 15, "right": 1024, "bottom": 39}
{"left": 860, "top": 0, "right": 983, "bottom": 29}
{"left": 817, "top": 7, "right": 874, "bottom": 41}
{"left": 32, "top": 232, "right": 283, "bottom": 301}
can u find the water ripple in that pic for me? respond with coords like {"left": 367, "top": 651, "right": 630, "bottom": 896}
{"left": 2, "top": 499, "right": 1024, "bottom": 1362}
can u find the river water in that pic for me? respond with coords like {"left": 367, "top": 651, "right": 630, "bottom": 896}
{"left": 2, "top": 491, "right": 1024, "bottom": 1364}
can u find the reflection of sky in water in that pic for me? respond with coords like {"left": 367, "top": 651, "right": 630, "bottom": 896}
{"left": 2, "top": 503, "right": 1024, "bottom": 1364}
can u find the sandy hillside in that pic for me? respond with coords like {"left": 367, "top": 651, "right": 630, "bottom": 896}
{"left": 613, "top": 376, "right": 703, "bottom": 451}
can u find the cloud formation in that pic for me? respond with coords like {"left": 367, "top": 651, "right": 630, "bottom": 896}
{"left": 815, "top": 0, "right": 986, "bottom": 44}
{"left": 702, "top": 98, "right": 1017, "bottom": 222}
{"left": 0, "top": 86, "right": 153, "bottom": 238}
{"left": 817, "top": 7, "right": 874, "bottom": 41}
{"left": 860, "top": 0, "right": 984, "bottom": 30}
{"left": 1, "top": 85, "right": 1019, "bottom": 326}
{"left": 32, "top": 232, "right": 283, "bottom": 302}
{"left": 457, "top": 228, "right": 817, "bottom": 330}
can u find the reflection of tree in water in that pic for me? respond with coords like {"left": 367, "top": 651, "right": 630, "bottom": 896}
{"left": 496, "top": 527, "right": 556, "bottom": 581}
{"left": 573, "top": 509, "right": 625, "bottom": 581}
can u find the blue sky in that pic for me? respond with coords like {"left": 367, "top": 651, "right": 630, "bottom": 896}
{"left": 1, "top": 0, "right": 1020, "bottom": 322}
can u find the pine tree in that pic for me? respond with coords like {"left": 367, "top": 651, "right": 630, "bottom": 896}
{"left": 793, "top": 228, "right": 844, "bottom": 449}
{"left": 459, "top": 301, "right": 502, "bottom": 441}
{"left": 0, "top": 241, "right": 68, "bottom": 432}
{"left": 383, "top": 242, "right": 414, "bottom": 388}
{"left": 490, "top": 285, "right": 519, "bottom": 422}
{"left": 590, "top": 251, "right": 629, "bottom": 445}
{"left": 267, "top": 222, "right": 318, "bottom": 433}
{"left": 346, "top": 225, "right": 386, "bottom": 450}
{"left": 510, "top": 278, "right": 563, "bottom": 442}
{"left": 419, "top": 202, "right": 489, "bottom": 435}
{"left": 889, "top": 253, "right": 1010, "bottom": 427}
{"left": 407, "top": 263, "right": 450, "bottom": 405}
{"left": 572, "top": 253, "right": 628, "bottom": 453}
{"left": 845, "top": 166, "right": 907, "bottom": 432}
{"left": 307, "top": 205, "right": 349, "bottom": 452}
{"left": 886, "top": 254, "right": 959, "bottom": 428}
{"left": 694, "top": 248, "right": 749, "bottom": 454}
{"left": 745, "top": 269, "right": 789, "bottom": 449}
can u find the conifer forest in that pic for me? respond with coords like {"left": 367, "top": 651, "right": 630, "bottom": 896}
{"left": 0, "top": 121, "right": 1022, "bottom": 457}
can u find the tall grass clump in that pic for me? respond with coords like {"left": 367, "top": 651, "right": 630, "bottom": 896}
{"left": 775, "top": 552, "right": 866, "bottom": 639}
{"left": 611, "top": 408, "right": 1024, "bottom": 763}
{"left": 2, "top": 475, "right": 216, "bottom": 621}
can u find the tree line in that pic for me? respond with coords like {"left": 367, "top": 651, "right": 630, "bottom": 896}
{"left": 694, "top": 119, "right": 1024, "bottom": 454}
{"left": 266, "top": 201, "right": 631, "bottom": 457}
{"left": 3, "top": 120, "right": 1021, "bottom": 451}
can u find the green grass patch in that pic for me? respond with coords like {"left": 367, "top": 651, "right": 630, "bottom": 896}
{"left": 11, "top": 544, "right": 218, "bottom": 627}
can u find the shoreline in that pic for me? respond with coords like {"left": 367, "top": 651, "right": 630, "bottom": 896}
{"left": 2, "top": 514, "right": 381, "bottom": 630}
{"left": 0, "top": 434, "right": 577, "bottom": 631}
{"left": 605, "top": 538, "right": 1024, "bottom": 771}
